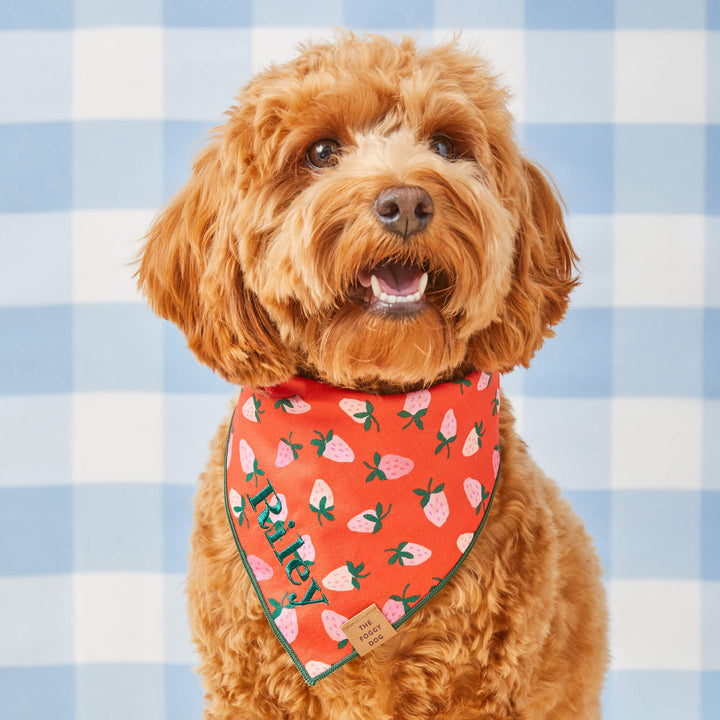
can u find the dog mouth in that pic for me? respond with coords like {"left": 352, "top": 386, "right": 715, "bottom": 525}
{"left": 355, "top": 262, "right": 429, "bottom": 315}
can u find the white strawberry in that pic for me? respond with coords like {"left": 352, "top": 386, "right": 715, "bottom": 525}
{"left": 228, "top": 488, "right": 244, "bottom": 517}
{"left": 339, "top": 398, "right": 379, "bottom": 431}
{"left": 457, "top": 532, "right": 473, "bottom": 553}
{"left": 322, "top": 561, "right": 369, "bottom": 591}
{"left": 274, "top": 395, "right": 311, "bottom": 414}
{"left": 275, "top": 432, "right": 302, "bottom": 467}
{"left": 464, "top": 477, "right": 490, "bottom": 515}
{"left": 241, "top": 394, "right": 263, "bottom": 422}
{"left": 385, "top": 542, "right": 431, "bottom": 566}
{"left": 347, "top": 503, "right": 391, "bottom": 533}
{"left": 305, "top": 660, "right": 331, "bottom": 678}
{"left": 413, "top": 478, "right": 449, "bottom": 527}
{"left": 364, "top": 453, "right": 414, "bottom": 482}
{"left": 247, "top": 554, "right": 274, "bottom": 581}
{"left": 462, "top": 421, "right": 486, "bottom": 457}
{"left": 435, "top": 409, "right": 457, "bottom": 457}
{"left": 321, "top": 610, "right": 349, "bottom": 643}
{"left": 398, "top": 389, "right": 431, "bottom": 429}
{"left": 493, "top": 445, "right": 501, "bottom": 478}
{"left": 477, "top": 371, "right": 491, "bottom": 391}
{"left": 309, "top": 479, "right": 335, "bottom": 525}
{"left": 311, "top": 429, "right": 354, "bottom": 462}
{"left": 298, "top": 534, "right": 315, "bottom": 562}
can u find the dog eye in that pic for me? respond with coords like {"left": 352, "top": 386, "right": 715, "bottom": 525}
{"left": 306, "top": 139, "right": 342, "bottom": 169}
{"left": 429, "top": 135, "right": 456, "bottom": 160}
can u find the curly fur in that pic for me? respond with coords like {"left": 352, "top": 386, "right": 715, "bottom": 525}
{"left": 138, "top": 33, "right": 607, "bottom": 719}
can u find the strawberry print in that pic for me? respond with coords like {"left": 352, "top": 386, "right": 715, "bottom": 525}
{"left": 413, "top": 478, "right": 449, "bottom": 527}
{"left": 363, "top": 452, "right": 414, "bottom": 482}
{"left": 270, "top": 595, "right": 298, "bottom": 643}
{"left": 382, "top": 583, "right": 421, "bottom": 623}
{"left": 347, "top": 503, "right": 391, "bottom": 533}
{"left": 306, "top": 661, "right": 331, "bottom": 678}
{"left": 309, "top": 479, "right": 335, "bottom": 525}
{"left": 274, "top": 395, "right": 311, "bottom": 414}
{"left": 298, "top": 534, "right": 315, "bottom": 562}
{"left": 456, "top": 532, "right": 473, "bottom": 553}
{"left": 322, "top": 561, "right": 370, "bottom": 591}
{"left": 275, "top": 432, "right": 302, "bottom": 467}
{"left": 321, "top": 610, "right": 350, "bottom": 649}
{"left": 491, "top": 388, "right": 500, "bottom": 416}
{"left": 398, "top": 389, "right": 431, "bottom": 429}
{"left": 228, "top": 488, "right": 249, "bottom": 529}
{"left": 385, "top": 542, "right": 432, "bottom": 566}
{"left": 239, "top": 438, "right": 264, "bottom": 485}
{"left": 464, "top": 477, "right": 490, "bottom": 516}
{"left": 435, "top": 409, "right": 457, "bottom": 457}
{"left": 311, "top": 429, "right": 354, "bottom": 463}
{"left": 224, "top": 369, "right": 501, "bottom": 684}
{"left": 462, "top": 421, "right": 486, "bottom": 457}
{"left": 242, "top": 394, "right": 264, "bottom": 422}
{"left": 339, "top": 398, "right": 380, "bottom": 431}
{"left": 248, "top": 554, "right": 274, "bottom": 581}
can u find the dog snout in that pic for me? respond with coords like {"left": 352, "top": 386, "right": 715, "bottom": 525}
{"left": 372, "top": 185, "right": 434, "bottom": 237}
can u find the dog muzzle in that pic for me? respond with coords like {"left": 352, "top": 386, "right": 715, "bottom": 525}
{"left": 224, "top": 371, "right": 501, "bottom": 684}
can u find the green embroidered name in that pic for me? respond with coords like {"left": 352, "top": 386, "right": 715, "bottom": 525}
{"left": 247, "top": 480, "right": 329, "bottom": 608}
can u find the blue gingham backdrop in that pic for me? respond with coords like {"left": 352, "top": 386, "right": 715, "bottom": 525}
{"left": 0, "top": 1, "right": 718, "bottom": 718}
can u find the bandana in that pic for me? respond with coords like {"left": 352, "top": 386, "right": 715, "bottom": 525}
{"left": 224, "top": 370, "right": 501, "bottom": 685}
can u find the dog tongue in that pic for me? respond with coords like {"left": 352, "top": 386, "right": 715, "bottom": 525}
{"left": 359, "top": 263, "right": 422, "bottom": 295}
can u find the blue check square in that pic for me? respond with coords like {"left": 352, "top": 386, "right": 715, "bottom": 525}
{"left": 616, "top": 0, "right": 705, "bottom": 29}
{"left": 163, "top": 121, "right": 216, "bottom": 200}
{"left": 707, "top": 125, "right": 720, "bottom": 214}
{"left": 164, "top": 485, "right": 196, "bottom": 573}
{"left": 608, "top": 671, "right": 701, "bottom": 720}
{"left": 706, "top": 310, "right": 720, "bottom": 397}
{"left": 526, "top": 0, "right": 614, "bottom": 29}
{"left": 0, "top": 667, "right": 75, "bottom": 720}
{"left": 253, "top": 0, "right": 342, "bottom": 25}
{"left": 344, "top": 0, "right": 434, "bottom": 28}
{"left": 433, "top": 0, "right": 523, "bottom": 27}
{"left": 164, "top": 0, "right": 251, "bottom": 26}
{"left": 75, "top": 0, "right": 162, "bottom": 26}
{"left": 702, "top": 491, "right": 720, "bottom": 580}
{"left": 0, "top": 0, "right": 72, "bottom": 28}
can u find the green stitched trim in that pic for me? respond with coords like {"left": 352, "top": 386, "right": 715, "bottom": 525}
{"left": 223, "top": 405, "right": 501, "bottom": 686}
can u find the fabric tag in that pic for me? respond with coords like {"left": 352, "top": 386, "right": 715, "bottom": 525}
{"left": 341, "top": 604, "right": 398, "bottom": 656}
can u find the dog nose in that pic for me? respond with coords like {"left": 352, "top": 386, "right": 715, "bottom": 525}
{"left": 373, "top": 186, "right": 434, "bottom": 236}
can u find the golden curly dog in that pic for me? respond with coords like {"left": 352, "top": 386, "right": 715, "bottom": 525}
{"left": 138, "top": 34, "right": 607, "bottom": 720}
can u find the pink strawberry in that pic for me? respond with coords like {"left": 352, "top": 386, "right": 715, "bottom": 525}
{"left": 321, "top": 610, "right": 350, "bottom": 647}
{"left": 435, "top": 409, "right": 457, "bottom": 457}
{"left": 269, "top": 596, "right": 298, "bottom": 642}
{"left": 238, "top": 438, "right": 264, "bottom": 485}
{"left": 363, "top": 453, "right": 413, "bottom": 482}
{"left": 383, "top": 584, "right": 421, "bottom": 622}
{"left": 398, "top": 389, "right": 431, "bottom": 429}
{"left": 309, "top": 479, "right": 335, "bottom": 525}
{"left": 347, "top": 503, "right": 391, "bottom": 533}
{"left": 267, "top": 493, "right": 287, "bottom": 523}
{"left": 477, "top": 371, "right": 491, "bottom": 391}
{"left": 382, "top": 598, "right": 405, "bottom": 624}
{"left": 247, "top": 554, "right": 274, "bottom": 581}
{"left": 275, "top": 432, "right": 302, "bottom": 467}
{"left": 306, "top": 661, "right": 331, "bottom": 678}
{"left": 413, "top": 478, "right": 449, "bottom": 527}
{"left": 241, "top": 394, "right": 263, "bottom": 422}
{"left": 462, "top": 421, "right": 486, "bottom": 457}
{"left": 457, "top": 532, "right": 473, "bottom": 553}
{"left": 311, "top": 429, "right": 354, "bottom": 462}
{"left": 274, "top": 395, "right": 311, "bottom": 414}
{"left": 385, "top": 542, "right": 431, "bottom": 566}
{"left": 464, "top": 477, "right": 490, "bottom": 515}
{"left": 298, "top": 534, "right": 315, "bottom": 562}
{"left": 322, "top": 561, "right": 369, "bottom": 591}
{"left": 339, "top": 398, "right": 379, "bottom": 431}
{"left": 493, "top": 445, "right": 501, "bottom": 478}
{"left": 226, "top": 426, "right": 234, "bottom": 470}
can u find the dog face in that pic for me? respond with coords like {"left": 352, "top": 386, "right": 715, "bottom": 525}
{"left": 138, "top": 35, "right": 577, "bottom": 389}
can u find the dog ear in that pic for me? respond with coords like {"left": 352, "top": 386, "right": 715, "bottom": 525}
{"left": 469, "top": 159, "right": 579, "bottom": 371}
{"left": 136, "top": 138, "right": 296, "bottom": 387}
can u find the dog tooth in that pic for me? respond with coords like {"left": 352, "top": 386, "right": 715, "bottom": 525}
{"left": 370, "top": 275, "right": 381, "bottom": 298}
{"left": 418, "top": 273, "right": 428, "bottom": 296}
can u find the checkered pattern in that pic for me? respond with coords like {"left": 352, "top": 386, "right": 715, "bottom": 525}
{"left": 0, "top": 1, "right": 717, "bottom": 718}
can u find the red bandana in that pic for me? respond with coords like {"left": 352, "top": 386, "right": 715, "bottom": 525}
{"left": 224, "top": 371, "right": 501, "bottom": 684}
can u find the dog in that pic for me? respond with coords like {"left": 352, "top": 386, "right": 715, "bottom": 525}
{"left": 138, "top": 34, "right": 607, "bottom": 720}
